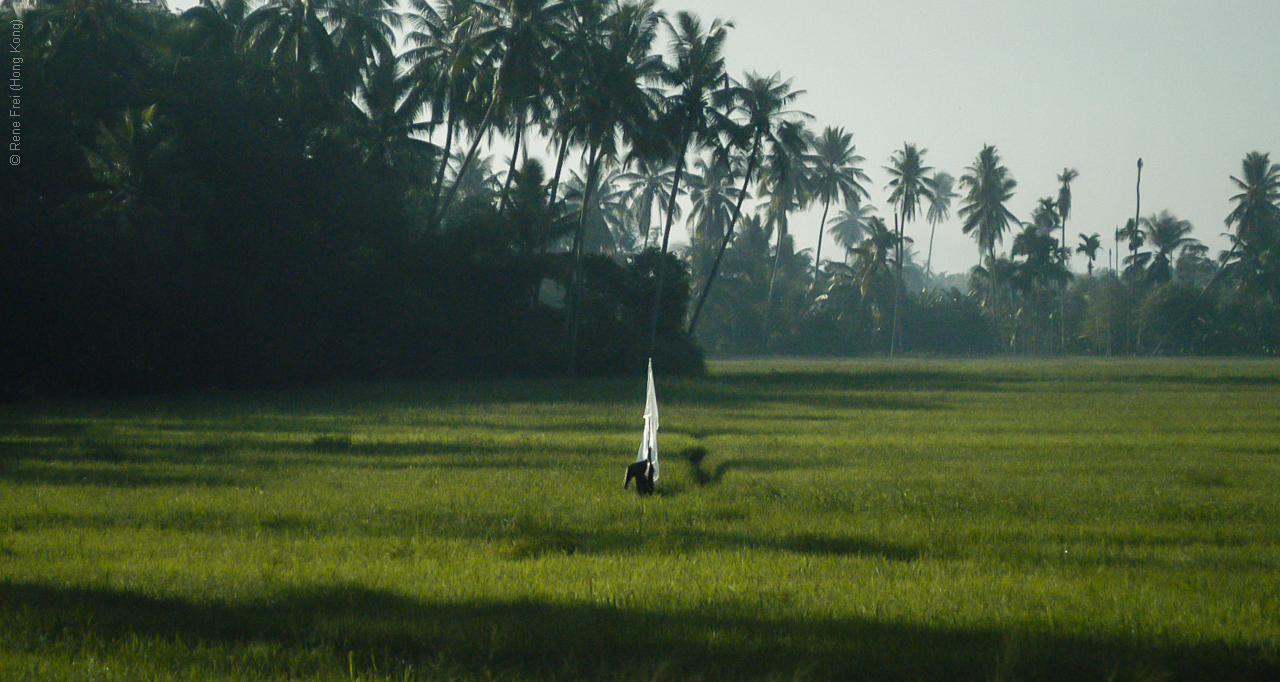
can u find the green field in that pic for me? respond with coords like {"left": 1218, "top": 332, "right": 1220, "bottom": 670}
{"left": 2, "top": 359, "right": 1279, "bottom": 681}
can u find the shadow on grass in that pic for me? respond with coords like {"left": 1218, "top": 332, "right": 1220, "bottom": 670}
{"left": 2, "top": 580, "right": 1273, "bottom": 682}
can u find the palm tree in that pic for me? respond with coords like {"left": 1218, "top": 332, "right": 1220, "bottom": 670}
{"left": 618, "top": 156, "right": 679, "bottom": 248}
{"left": 79, "top": 104, "right": 180, "bottom": 235}
{"left": 1218, "top": 151, "right": 1280, "bottom": 293}
{"left": 829, "top": 202, "right": 879, "bottom": 257}
{"left": 849, "top": 216, "right": 904, "bottom": 350}
{"left": 1030, "top": 197, "right": 1059, "bottom": 235}
{"left": 563, "top": 166, "right": 630, "bottom": 252}
{"left": 1140, "top": 210, "right": 1199, "bottom": 284}
{"left": 646, "top": 10, "right": 733, "bottom": 356}
{"left": 759, "top": 119, "right": 812, "bottom": 317}
{"left": 401, "top": 0, "right": 489, "bottom": 218}
{"left": 178, "top": 0, "right": 251, "bottom": 57}
{"left": 805, "top": 126, "right": 870, "bottom": 291}
{"left": 688, "top": 71, "right": 809, "bottom": 333}
{"left": 504, "top": 158, "right": 572, "bottom": 255}
{"left": 348, "top": 47, "right": 440, "bottom": 187}
{"left": 1117, "top": 217, "right": 1146, "bottom": 278}
{"left": 242, "top": 0, "right": 348, "bottom": 101}
{"left": 885, "top": 144, "right": 934, "bottom": 231}
{"left": 1226, "top": 152, "right": 1280, "bottom": 243}
{"left": 923, "top": 171, "right": 956, "bottom": 281}
{"left": 557, "top": 0, "right": 664, "bottom": 373}
{"left": 958, "top": 145, "right": 1019, "bottom": 340}
{"left": 686, "top": 155, "right": 742, "bottom": 251}
{"left": 326, "top": 0, "right": 401, "bottom": 76}
{"left": 437, "top": 0, "right": 571, "bottom": 223}
{"left": 1077, "top": 232, "right": 1102, "bottom": 277}
{"left": 884, "top": 143, "right": 933, "bottom": 353}
{"left": 1056, "top": 168, "right": 1079, "bottom": 263}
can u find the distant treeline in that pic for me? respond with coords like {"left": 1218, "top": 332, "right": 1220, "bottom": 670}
{"left": 3, "top": 0, "right": 1279, "bottom": 397}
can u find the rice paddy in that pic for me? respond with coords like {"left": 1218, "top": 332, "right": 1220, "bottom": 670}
{"left": 2, "top": 359, "right": 1279, "bottom": 681}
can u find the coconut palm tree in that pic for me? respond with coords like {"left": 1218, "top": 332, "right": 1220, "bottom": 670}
{"left": 437, "top": 0, "right": 572, "bottom": 223}
{"left": 563, "top": 166, "right": 630, "bottom": 253}
{"left": 849, "top": 216, "right": 905, "bottom": 350}
{"left": 829, "top": 202, "right": 879, "bottom": 258}
{"left": 1226, "top": 152, "right": 1280, "bottom": 243}
{"left": 1218, "top": 151, "right": 1280, "bottom": 293}
{"left": 1077, "top": 232, "right": 1102, "bottom": 277}
{"left": 805, "top": 126, "right": 870, "bottom": 290}
{"left": 1140, "top": 210, "right": 1199, "bottom": 284}
{"left": 348, "top": 47, "right": 440, "bottom": 186}
{"left": 618, "top": 156, "right": 680, "bottom": 248}
{"left": 686, "top": 155, "right": 742, "bottom": 251}
{"left": 758, "top": 119, "right": 813, "bottom": 315}
{"left": 959, "top": 145, "right": 1019, "bottom": 343}
{"left": 1056, "top": 168, "right": 1079, "bottom": 262}
{"left": 688, "top": 71, "right": 809, "bottom": 333}
{"left": 556, "top": 0, "right": 664, "bottom": 373}
{"left": 1117, "top": 217, "right": 1146, "bottom": 278}
{"left": 923, "top": 171, "right": 956, "bottom": 281}
{"left": 326, "top": 0, "right": 401, "bottom": 76}
{"left": 646, "top": 10, "right": 734, "bottom": 355}
{"left": 401, "top": 0, "right": 490, "bottom": 218}
{"left": 242, "top": 0, "right": 345, "bottom": 96}
{"left": 884, "top": 143, "right": 933, "bottom": 353}
{"left": 885, "top": 144, "right": 933, "bottom": 232}
{"left": 178, "top": 0, "right": 251, "bottom": 57}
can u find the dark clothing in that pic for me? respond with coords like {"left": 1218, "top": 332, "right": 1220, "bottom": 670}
{"left": 623, "top": 460, "right": 655, "bottom": 495}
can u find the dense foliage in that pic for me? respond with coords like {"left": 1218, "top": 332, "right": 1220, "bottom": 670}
{"left": 3, "top": 0, "right": 1278, "bottom": 396}
{"left": 0, "top": 0, "right": 703, "bottom": 396}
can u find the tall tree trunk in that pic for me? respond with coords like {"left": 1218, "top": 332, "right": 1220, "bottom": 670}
{"left": 497, "top": 113, "right": 525, "bottom": 213}
{"left": 436, "top": 96, "right": 500, "bottom": 224}
{"left": 429, "top": 112, "right": 458, "bottom": 222}
{"left": 925, "top": 220, "right": 937, "bottom": 282}
{"left": 1059, "top": 211, "right": 1068, "bottom": 354}
{"left": 1130, "top": 158, "right": 1142, "bottom": 355}
{"left": 688, "top": 136, "right": 760, "bottom": 334}
{"left": 646, "top": 137, "right": 690, "bottom": 359}
{"left": 764, "top": 210, "right": 789, "bottom": 345}
{"left": 548, "top": 135, "right": 571, "bottom": 205}
{"left": 889, "top": 213, "right": 903, "bottom": 356}
{"left": 810, "top": 198, "right": 832, "bottom": 292}
{"left": 565, "top": 143, "right": 602, "bottom": 375}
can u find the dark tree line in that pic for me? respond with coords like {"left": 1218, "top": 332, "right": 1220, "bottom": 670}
{"left": 1, "top": 0, "right": 704, "bottom": 397}
{"left": 3, "top": 0, "right": 1278, "bottom": 398}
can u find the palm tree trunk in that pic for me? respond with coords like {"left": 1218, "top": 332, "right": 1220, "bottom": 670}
{"left": 647, "top": 137, "right": 690, "bottom": 358}
{"left": 811, "top": 198, "right": 832, "bottom": 292}
{"left": 429, "top": 113, "right": 458, "bottom": 221}
{"left": 764, "top": 209, "right": 792, "bottom": 346}
{"left": 989, "top": 243, "right": 1002, "bottom": 354}
{"left": 437, "top": 96, "right": 500, "bottom": 224}
{"left": 566, "top": 143, "right": 603, "bottom": 375}
{"left": 889, "top": 213, "right": 902, "bottom": 356}
{"left": 925, "top": 220, "right": 937, "bottom": 282}
{"left": 688, "top": 137, "right": 760, "bottom": 334}
{"left": 1059, "top": 213, "right": 1068, "bottom": 354}
{"left": 497, "top": 114, "right": 525, "bottom": 213}
{"left": 548, "top": 136, "right": 571, "bottom": 205}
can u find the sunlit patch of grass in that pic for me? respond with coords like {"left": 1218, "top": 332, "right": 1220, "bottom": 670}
{"left": 1, "top": 359, "right": 1279, "bottom": 680}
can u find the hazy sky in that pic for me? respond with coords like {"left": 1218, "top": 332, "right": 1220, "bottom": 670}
{"left": 671, "top": 0, "right": 1280, "bottom": 275}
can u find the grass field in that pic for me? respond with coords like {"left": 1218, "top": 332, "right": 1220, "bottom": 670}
{"left": 2, "top": 359, "right": 1280, "bottom": 681}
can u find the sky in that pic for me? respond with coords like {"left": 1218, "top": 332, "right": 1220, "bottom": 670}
{"left": 669, "top": 0, "right": 1280, "bottom": 275}
{"left": 164, "top": 0, "right": 1280, "bottom": 276}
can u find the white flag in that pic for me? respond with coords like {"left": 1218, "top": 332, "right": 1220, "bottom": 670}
{"left": 636, "top": 359, "right": 659, "bottom": 481}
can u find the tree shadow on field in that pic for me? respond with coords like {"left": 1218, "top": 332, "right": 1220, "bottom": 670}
{"left": 2, "top": 581, "right": 1274, "bottom": 682}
